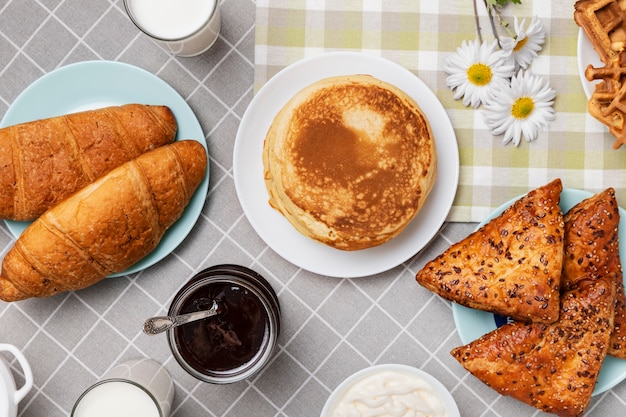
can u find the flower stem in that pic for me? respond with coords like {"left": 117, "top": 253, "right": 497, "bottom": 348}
{"left": 473, "top": 0, "right": 483, "bottom": 43}
{"left": 496, "top": 12, "right": 516, "bottom": 38}
{"left": 483, "top": 0, "right": 502, "bottom": 48}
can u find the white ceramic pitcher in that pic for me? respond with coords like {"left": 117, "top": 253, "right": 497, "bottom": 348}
{"left": 0, "top": 344, "right": 33, "bottom": 417}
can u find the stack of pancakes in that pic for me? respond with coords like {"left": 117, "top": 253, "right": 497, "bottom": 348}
{"left": 263, "top": 74, "right": 437, "bottom": 251}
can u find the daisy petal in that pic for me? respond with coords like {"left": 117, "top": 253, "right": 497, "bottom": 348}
{"left": 511, "top": 16, "right": 546, "bottom": 70}
{"left": 444, "top": 38, "right": 515, "bottom": 108}
{"left": 483, "top": 69, "right": 556, "bottom": 146}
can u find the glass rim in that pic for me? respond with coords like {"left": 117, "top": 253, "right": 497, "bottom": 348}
{"left": 70, "top": 378, "right": 163, "bottom": 417}
{"left": 122, "top": 0, "right": 219, "bottom": 42}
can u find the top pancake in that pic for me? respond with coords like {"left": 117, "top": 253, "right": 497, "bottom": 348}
{"left": 263, "top": 74, "right": 437, "bottom": 251}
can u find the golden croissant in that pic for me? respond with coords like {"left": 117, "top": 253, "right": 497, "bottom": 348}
{"left": 0, "top": 140, "right": 207, "bottom": 301}
{"left": 0, "top": 104, "right": 177, "bottom": 221}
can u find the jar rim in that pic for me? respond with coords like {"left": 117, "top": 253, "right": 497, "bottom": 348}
{"left": 167, "top": 264, "right": 281, "bottom": 384}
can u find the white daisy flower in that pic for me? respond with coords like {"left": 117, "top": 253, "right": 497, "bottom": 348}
{"left": 444, "top": 38, "right": 515, "bottom": 108}
{"left": 499, "top": 16, "right": 546, "bottom": 70}
{"left": 483, "top": 70, "right": 556, "bottom": 146}
{"left": 498, "top": 39, "right": 517, "bottom": 69}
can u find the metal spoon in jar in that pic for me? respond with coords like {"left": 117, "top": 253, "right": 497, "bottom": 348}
{"left": 142, "top": 299, "right": 220, "bottom": 335}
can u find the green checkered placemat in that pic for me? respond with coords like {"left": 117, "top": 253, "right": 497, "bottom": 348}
{"left": 254, "top": 0, "right": 626, "bottom": 223}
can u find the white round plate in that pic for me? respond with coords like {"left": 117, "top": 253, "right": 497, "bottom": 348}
{"left": 0, "top": 61, "right": 209, "bottom": 277}
{"left": 320, "top": 364, "right": 460, "bottom": 417}
{"left": 452, "top": 188, "right": 626, "bottom": 395}
{"left": 577, "top": 27, "right": 604, "bottom": 99}
{"left": 233, "top": 52, "right": 459, "bottom": 278}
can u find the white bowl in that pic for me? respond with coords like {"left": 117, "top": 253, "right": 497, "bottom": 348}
{"left": 320, "top": 364, "right": 460, "bottom": 417}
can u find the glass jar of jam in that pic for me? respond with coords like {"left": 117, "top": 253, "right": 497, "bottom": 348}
{"left": 167, "top": 264, "right": 281, "bottom": 384}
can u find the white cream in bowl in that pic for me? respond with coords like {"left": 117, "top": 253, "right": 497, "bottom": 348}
{"left": 321, "top": 364, "right": 460, "bottom": 417}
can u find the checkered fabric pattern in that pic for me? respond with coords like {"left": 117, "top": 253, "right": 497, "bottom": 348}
{"left": 254, "top": 0, "right": 624, "bottom": 222}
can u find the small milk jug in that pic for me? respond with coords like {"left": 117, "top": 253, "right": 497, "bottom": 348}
{"left": 0, "top": 344, "right": 33, "bottom": 417}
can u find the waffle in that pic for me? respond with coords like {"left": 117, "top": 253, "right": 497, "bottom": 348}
{"left": 574, "top": 0, "right": 626, "bottom": 65}
{"left": 574, "top": 0, "right": 626, "bottom": 148}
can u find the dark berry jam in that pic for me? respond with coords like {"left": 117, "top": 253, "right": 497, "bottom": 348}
{"left": 176, "top": 282, "right": 269, "bottom": 372}
{"left": 168, "top": 265, "right": 280, "bottom": 384}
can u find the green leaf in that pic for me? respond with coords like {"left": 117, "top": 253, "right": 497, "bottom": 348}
{"left": 486, "top": 0, "right": 522, "bottom": 5}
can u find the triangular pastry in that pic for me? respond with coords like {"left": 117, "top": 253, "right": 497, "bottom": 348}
{"left": 416, "top": 179, "right": 564, "bottom": 323}
{"left": 451, "top": 277, "right": 615, "bottom": 417}
{"left": 562, "top": 188, "right": 626, "bottom": 358}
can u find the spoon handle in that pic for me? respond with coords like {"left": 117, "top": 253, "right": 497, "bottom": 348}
{"left": 143, "top": 300, "right": 220, "bottom": 335}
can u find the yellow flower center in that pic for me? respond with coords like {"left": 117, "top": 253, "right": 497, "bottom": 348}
{"left": 512, "top": 97, "right": 534, "bottom": 119}
{"left": 467, "top": 63, "right": 493, "bottom": 86}
{"left": 514, "top": 37, "right": 528, "bottom": 52}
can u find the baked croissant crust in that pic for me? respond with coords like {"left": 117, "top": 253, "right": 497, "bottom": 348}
{"left": 451, "top": 277, "right": 615, "bottom": 417}
{"left": 0, "top": 104, "right": 177, "bottom": 221}
{"left": 416, "top": 178, "right": 564, "bottom": 323}
{"left": 562, "top": 188, "right": 626, "bottom": 358}
{"left": 0, "top": 140, "right": 207, "bottom": 301}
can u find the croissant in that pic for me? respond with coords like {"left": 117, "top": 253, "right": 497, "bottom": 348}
{"left": 0, "top": 140, "right": 207, "bottom": 302}
{"left": 0, "top": 104, "right": 177, "bottom": 221}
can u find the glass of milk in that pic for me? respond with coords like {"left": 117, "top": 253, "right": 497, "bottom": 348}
{"left": 71, "top": 358, "right": 175, "bottom": 417}
{"left": 123, "top": 0, "right": 221, "bottom": 57}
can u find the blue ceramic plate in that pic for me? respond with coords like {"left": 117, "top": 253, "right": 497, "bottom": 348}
{"left": 452, "top": 188, "right": 626, "bottom": 395}
{"left": 0, "top": 61, "right": 208, "bottom": 277}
